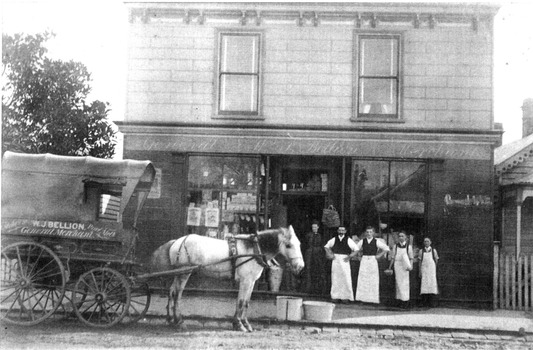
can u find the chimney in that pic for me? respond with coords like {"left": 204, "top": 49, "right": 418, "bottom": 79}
{"left": 523, "top": 98, "right": 533, "bottom": 138}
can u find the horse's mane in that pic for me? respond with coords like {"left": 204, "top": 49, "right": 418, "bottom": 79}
{"left": 239, "top": 228, "right": 286, "bottom": 255}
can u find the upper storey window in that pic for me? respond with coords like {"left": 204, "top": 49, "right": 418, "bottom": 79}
{"left": 216, "top": 32, "right": 262, "bottom": 118}
{"left": 355, "top": 34, "right": 401, "bottom": 120}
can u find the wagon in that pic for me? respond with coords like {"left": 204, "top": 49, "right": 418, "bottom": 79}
{"left": 1, "top": 151, "right": 158, "bottom": 327}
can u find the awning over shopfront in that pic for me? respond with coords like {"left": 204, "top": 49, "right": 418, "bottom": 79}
{"left": 118, "top": 124, "right": 497, "bottom": 161}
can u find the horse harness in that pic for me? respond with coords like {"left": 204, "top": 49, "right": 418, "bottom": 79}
{"left": 173, "top": 233, "right": 270, "bottom": 279}
{"left": 228, "top": 234, "right": 269, "bottom": 279}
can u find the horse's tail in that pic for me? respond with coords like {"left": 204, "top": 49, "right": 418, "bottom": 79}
{"left": 150, "top": 239, "right": 177, "bottom": 272}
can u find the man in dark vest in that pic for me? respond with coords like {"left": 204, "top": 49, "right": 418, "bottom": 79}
{"left": 355, "top": 226, "right": 390, "bottom": 304}
{"left": 324, "top": 225, "right": 358, "bottom": 303}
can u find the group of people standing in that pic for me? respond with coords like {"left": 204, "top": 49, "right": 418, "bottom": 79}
{"left": 304, "top": 221, "right": 439, "bottom": 308}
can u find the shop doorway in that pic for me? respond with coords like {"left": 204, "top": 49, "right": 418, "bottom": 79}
{"left": 282, "top": 194, "right": 327, "bottom": 243}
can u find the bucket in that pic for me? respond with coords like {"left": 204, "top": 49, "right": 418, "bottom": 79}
{"left": 269, "top": 266, "right": 283, "bottom": 292}
{"left": 303, "top": 301, "right": 335, "bottom": 322}
{"left": 276, "top": 296, "right": 303, "bottom": 321}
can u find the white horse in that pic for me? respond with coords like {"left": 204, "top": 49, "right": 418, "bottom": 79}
{"left": 150, "top": 226, "right": 304, "bottom": 332}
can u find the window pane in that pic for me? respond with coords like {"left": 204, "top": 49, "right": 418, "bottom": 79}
{"left": 220, "top": 74, "right": 258, "bottom": 112}
{"left": 387, "top": 162, "right": 427, "bottom": 248}
{"left": 352, "top": 161, "right": 389, "bottom": 235}
{"left": 188, "top": 156, "right": 223, "bottom": 188}
{"left": 223, "top": 157, "right": 258, "bottom": 190}
{"left": 389, "top": 162, "right": 426, "bottom": 215}
{"left": 360, "top": 38, "right": 398, "bottom": 76}
{"left": 359, "top": 78, "right": 397, "bottom": 114}
{"left": 221, "top": 35, "right": 259, "bottom": 73}
{"left": 351, "top": 160, "right": 427, "bottom": 249}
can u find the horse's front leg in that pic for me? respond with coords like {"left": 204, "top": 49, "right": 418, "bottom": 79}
{"left": 241, "top": 281, "right": 255, "bottom": 332}
{"left": 233, "top": 280, "right": 253, "bottom": 332}
{"left": 233, "top": 279, "right": 254, "bottom": 332}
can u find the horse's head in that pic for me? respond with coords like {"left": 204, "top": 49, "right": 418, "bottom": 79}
{"left": 278, "top": 225, "right": 304, "bottom": 274}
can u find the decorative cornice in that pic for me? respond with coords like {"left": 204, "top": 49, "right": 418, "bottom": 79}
{"left": 115, "top": 121, "right": 501, "bottom": 143}
{"left": 126, "top": 5, "right": 497, "bottom": 31}
{"left": 495, "top": 146, "right": 533, "bottom": 177}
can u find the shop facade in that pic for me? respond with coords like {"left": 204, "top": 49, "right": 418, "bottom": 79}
{"left": 119, "top": 2, "right": 501, "bottom": 306}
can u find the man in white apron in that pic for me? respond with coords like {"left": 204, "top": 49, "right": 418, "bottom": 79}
{"left": 324, "top": 226, "right": 359, "bottom": 303}
{"left": 418, "top": 237, "right": 439, "bottom": 308}
{"left": 388, "top": 231, "right": 413, "bottom": 309}
{"left": 355, "top": 226, "right": 390, "bottom": 304}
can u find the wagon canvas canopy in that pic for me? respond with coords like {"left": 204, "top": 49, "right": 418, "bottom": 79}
{"left": 1, "top": 151, "right": 155, "bottom": 226}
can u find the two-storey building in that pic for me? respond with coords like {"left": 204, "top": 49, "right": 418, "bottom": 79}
{"left": 118, "top": 2, "right": 501, "bottom": 307}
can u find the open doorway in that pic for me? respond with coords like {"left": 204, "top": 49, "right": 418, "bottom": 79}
{"left": 282, "top": 194, "right": 327, "bottom": 244}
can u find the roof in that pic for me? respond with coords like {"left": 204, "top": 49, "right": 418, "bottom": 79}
{"left": 512, "top": 173, "right": 533, "bottom": 186}
{"left": 1, "top": 152, "right": 155, "bottom": 221}
{"left": 2, "top": 151, "right": 155, "bottom": 184}
{"left": 494, "top": 133, "right": 533, "bottom": 177}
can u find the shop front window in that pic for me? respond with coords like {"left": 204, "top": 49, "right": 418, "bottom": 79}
{"left": 186, "top": 155, "right": 264, "bottom": 239}
{"left": 351, "top": 160, "right": 427, "bottom": 252}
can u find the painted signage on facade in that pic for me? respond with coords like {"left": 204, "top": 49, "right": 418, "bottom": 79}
{"left": 444, "top": 194, "right": 492, "bottom": 207}
{"left": 1, "top": 219, "right": 122, "bottom": 241}
{"left": 126, "top": 133, "right": 490, "bottom": 161}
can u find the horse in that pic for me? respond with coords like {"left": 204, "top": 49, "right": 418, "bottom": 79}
{"left": 150, "top": 226, "right": 304, "bottom": 332}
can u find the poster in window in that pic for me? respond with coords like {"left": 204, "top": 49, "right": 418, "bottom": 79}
{"left": 187, "top": 207, "right": 201, "bottom": 226}
{"left": 205, "top": 208, "right": 220, "bottom": 228}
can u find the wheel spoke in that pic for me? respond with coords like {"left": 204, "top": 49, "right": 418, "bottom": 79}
{"left": 0, "top": 285, "right": 21, "bottom": 303}
{"left": 1, "top": 243, "right": 65, "bottom": 325}
{"left": 28, "top": 261, "right": 61, "bottom": 281}
{"left": 2, "top": 287, "right": 24, "bottom": 314}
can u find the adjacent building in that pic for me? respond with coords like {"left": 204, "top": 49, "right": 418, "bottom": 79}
{"left": 495, "top": 99, "right": 533, "bottom": 256}
{"left": 118, "top": 2, "right": 501, "bottom": 307}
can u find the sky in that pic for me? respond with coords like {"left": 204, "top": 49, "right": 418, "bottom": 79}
{"left": 2, "top": 0, "right": 533, "bottom": 145}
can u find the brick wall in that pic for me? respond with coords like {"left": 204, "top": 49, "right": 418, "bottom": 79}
{"left": 126, "top": 18, "right": 493, "bottom": 130}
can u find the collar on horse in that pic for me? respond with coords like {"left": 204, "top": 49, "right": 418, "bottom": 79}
{"left": 227, "top": 233, "right": 269, "bottom": 279}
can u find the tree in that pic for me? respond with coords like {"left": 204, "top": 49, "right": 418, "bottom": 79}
{"left": 2, "top": 32, "right": 117, "bottom": 158}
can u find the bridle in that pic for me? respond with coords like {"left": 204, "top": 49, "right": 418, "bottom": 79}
{"left": 272, "top": 231, "right": 303, "bottom": 268}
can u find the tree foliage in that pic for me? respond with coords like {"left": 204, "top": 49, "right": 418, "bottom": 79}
{"left": 2, "top": 32, "right": 116, "bottom": 158}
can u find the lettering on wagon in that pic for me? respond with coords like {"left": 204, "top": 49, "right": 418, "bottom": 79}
{"left": 1, "top": 219, "right": 119, "bottom": 241}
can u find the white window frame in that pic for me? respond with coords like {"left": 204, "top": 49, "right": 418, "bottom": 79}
{"left": 214, "top": 29, "right": 264, "bottom": 119}
{"left": 352, "top": 32, "right": 403, "bottom": 122}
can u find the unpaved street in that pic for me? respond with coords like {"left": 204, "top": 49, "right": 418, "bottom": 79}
{"left": 1, "top": 317, "right": 531, "bottom": 350}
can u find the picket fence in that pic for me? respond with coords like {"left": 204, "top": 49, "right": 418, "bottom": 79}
{"left": 493, "top": 245, "right": 533, "bottom": 310}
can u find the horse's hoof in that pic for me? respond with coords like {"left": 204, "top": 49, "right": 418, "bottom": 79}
{"left": 232, "top": 322, "right": 247, "bottom": 332}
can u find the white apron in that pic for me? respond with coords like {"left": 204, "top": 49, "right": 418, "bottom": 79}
{"left": 420, "top": 250, "right": 438, "bottom": 295}
{"left": 330, "top": 254, "right": 354, "bottom": 301}
{"left": 355, "top": 255, "right": 379, "bottom": 303}
{"left": 393, "top": 246, "right": 411, "bottom": 301}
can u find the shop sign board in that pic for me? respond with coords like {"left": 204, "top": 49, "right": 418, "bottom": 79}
{"left": 127, "top": 132, "right": 492, "bottom": 160}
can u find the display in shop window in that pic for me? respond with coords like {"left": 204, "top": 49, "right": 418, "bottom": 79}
{"left": 281, "top": 169, "right": 328, "bottom": 193}
{"left": 205, "top": 208, "right": 220, "bottom": 228}
{"left": 186, "top": 155, "right": 263, "bottom": 238}
{"left": 186, "top": 207, "right": 201, "bottom": 226}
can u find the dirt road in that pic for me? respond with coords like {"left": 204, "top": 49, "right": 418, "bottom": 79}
{"left": 1, "top": 317, "right": 531, "bottom": 350}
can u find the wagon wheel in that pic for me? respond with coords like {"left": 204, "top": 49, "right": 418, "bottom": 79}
{"left": 122, "top": 280, "right": 151, "bottom": 324}
{"left": 72, "top": 267, "right": 131, "bottom": 328}
{"left": 0, "top": 242, "right": 66, "bottom": 325}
